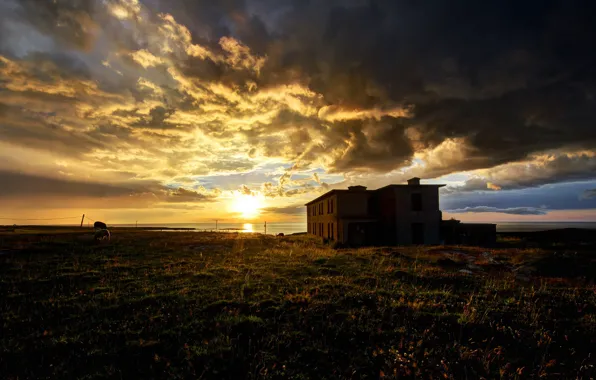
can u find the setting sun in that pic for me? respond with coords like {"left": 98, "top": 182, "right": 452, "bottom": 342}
{"left": 230, "top": 194, "right": 263, "bottom": 219}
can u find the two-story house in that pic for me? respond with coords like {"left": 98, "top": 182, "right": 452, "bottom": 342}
{"left": 305, "top": 178, "right": 445, "bottom": 245}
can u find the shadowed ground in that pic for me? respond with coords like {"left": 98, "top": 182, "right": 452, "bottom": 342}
{"left": 1, "top": 229, "right": 595, "bottom": 379}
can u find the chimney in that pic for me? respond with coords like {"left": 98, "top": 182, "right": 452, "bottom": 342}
{"left": 348, "top": 185, "right": 367, "bottom": 191}
{"left": 407, "top": 177, "right": 421, "bottom": 186}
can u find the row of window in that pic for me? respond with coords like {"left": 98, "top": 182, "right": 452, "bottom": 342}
{"left": 308, "top": 222, "right": 336, "bottom": 240}
{"left": 309, "top": 198, "right": 335, "bottom": 216}
{"left": 309, "top": 194, "right": 422, "bottom": 216}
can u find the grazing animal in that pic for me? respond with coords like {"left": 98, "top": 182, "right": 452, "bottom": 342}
{"left": 94, "top": 221, "right": 107, "bottom": 230}
{"left": 94, "top": 229, "right": 111, "bottom": 241}
{"left": 93, "top": 221, "right": 110, "bottom": 241}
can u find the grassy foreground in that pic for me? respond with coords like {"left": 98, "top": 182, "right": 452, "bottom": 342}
{"left": 1, "top": 230, "right": 595, "bottom": 379}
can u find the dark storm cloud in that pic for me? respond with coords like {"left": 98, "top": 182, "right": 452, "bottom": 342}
{"left": 442, "top": 152, "right": 596, "bottom": 194}
{"left": 252, "top": 0, "right": 596, "bottom": 173}
{"left": 446, "top": 206, "right": 549, "bottom": 216}
{"left": 243, "top": 110, "right": 413, "bottom": 172}
{"left": 2, "top": 0, "right": 596, "bottom": 190}
{"left": 0, "top": 103, "right": 106, "bottom": 156}
{"left": 168, "top": 0, "right": 596, "bottom": 177}
{"left": 0, "top": 170, "right": 218, "bottom": 204}
{"left": 329, "top": 117, "right": 413, "bottom": 173}
{"left": 11, "top": 0, "right": 99, "bottom": 50}
{"left": 0, "top": 170, "right": 137, "bottom": 198}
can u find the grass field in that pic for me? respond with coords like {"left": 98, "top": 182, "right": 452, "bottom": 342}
{"left": 1, "top": 229, "right": 595, "bottom": 379}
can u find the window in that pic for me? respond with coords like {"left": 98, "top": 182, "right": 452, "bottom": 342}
{"left": 327, "top": 223, "right": 330, "bottom": 238}
{"left": 330, "top": 199, "right": 333, "bottom": 213}
{"left": 411, "top": 193, "right": 422, "bottom": 211}
{"left": 412, "top": 223, "right": 424, "bottom": 244}
{"left": 331, "top": 223, "right": 334, "bottom": 239}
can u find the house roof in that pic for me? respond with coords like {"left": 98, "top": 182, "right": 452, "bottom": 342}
{"left": 375, "top": 184, "right": 446, "bottom": 191}
{"left": 304, "top": 181, "right": 446, "bottom": 206}
{"left": 304, "top": 189, "right": 367, "bottom": 206}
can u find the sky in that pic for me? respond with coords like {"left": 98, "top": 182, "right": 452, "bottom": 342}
{"left": 0, "top": 0, "right": 595, "bottom": 225}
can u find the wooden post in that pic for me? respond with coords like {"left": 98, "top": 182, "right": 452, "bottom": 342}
{"left": 80, "top": 214, "right": 85, "bottom": 228}
{"left": 264, "top": 221, "right": 267, "bottom": 235}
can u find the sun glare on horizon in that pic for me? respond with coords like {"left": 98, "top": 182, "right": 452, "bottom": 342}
{"left": 230, "top": 193, "right": 263, "bottom": 219}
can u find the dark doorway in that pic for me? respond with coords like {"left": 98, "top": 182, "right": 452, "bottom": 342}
{"left": 347, "top": 222, "right": 377, "bottom": 246}
{"left": 412, "top": 223, "right": 424, "bottom": 244}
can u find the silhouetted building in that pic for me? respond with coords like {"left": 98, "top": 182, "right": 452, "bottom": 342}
{"left": 305, "top": 178, "right": 445, "bottom": 245}
{"left": 306, "top": 177, "right": 497, "bottom": 246}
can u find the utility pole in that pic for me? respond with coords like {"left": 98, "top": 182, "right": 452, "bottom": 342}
{"left": 215, "top": 219, "right": 218, "bottom": 231}
{"left": 80, "top": 214, "right": 85, "bottom": 228}
{"left": 264, "top": 221, "right": 267, "bottom": 235}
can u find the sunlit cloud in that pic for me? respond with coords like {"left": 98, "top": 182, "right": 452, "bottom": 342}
{"left": 1, "top": 0, "right": 595, "bottom": 223}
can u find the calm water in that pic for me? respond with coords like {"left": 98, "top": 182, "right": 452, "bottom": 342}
{"left": 111, "top": 222, "right": 596, "bottom": 235}
{"left": 112, "top": 222, "right": 306, "bottom": 235}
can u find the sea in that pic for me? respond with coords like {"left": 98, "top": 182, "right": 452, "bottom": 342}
{"left": 109, "top": 222, "right": 596, "bottom": 235}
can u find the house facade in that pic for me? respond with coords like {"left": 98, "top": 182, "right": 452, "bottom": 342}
{"left": 305, "top": 178, "right": 446, "bottom": 245}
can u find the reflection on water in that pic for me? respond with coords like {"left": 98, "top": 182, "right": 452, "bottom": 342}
{"left": 243, "top": 223, "right": 254, "bottom": 232}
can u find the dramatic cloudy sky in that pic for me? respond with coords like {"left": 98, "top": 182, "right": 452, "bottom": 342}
{"left": 1, "top": 0, "right": 595, "bottom": 224}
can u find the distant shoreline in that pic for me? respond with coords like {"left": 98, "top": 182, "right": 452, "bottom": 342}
{"left": 2, "top": 223, "right": 596, "bottom": 235}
